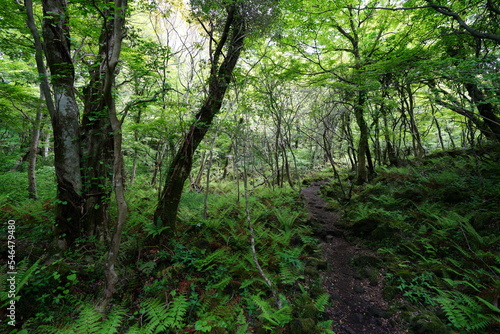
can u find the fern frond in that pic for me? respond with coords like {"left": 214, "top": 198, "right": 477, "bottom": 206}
{"left": 100, "top": 306, "right": 125, "bottom": 334}
{"left": 164, "top": 292, "right": 188, "bottom": 329}
{"left": 437, "top": 290, "right": 493, "bottom": 331}
{"left": 314, "top": 293, "right": 330, "bottom": 312}
{"left": 73, "top": 303, "right": 102, "bottom": 334}
{"left": 141, "top": 298, "right": 169, "bottom": 333}
{"left": 252, "top": 296, "right": 292, "bottom": 328}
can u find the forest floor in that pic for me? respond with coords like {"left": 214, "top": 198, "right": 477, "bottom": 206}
{"left": 301, "top": 180, "right": 408, "bottom": 334}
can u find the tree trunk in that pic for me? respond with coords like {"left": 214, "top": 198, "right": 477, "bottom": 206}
{"left": 464, "top": 82, "right": 500, "bottom": 143}
{"left": 80, "top": 10, "right": 121, "bottom": 241}
{"left": 354, "top": 91, "right": 372, "bottom": 184}
{"left": 100, "top": 0, "right": 128, "bottom": 308}
{"left": 28, "top": 110, "right": 43, "bottom": 200}
{"left": 40, "top": 0, "right": 83, "bottom": 248}
{"left": 155, "top": 4, "right": 245, "bottom": 232}
{"left": 404, "top": 85, "right": 425, "bottom": 157}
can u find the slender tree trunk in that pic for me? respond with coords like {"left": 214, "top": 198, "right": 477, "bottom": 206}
{"left": 28, "top": 109, "right": 43, "bottom": 200}
{"left": 354, "top": 91, "right": 372, "bottom": 184}
{"left": 100, "top": 0, "right": 128, "bottom": 309}
{"left": 203, "top": 133, "right": 218, "bottom": 219}
{"left": 404, "top": 85, "right": 425, "bottom": 157}
{"left": 193, "top": 150, "right": 207, "bottom": 186}
{"left": 221, "top": 142, "right": 233, "bottom": 179}
{"left": 42, "top": 131, "right": 50, "bottom": 157}
{"left": 155, "top": 4, "right": 245, "bottom": 232}
{"left": 433, "top": 115, "right": 445, "bottom": 150}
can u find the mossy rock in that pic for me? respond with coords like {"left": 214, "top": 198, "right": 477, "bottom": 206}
{"left": 287, "top": 318, "right": 317, "bottom": 334}
{"left": 350, "top": 216, "right": 384, "bottom": 237}
{"left": 304, "top": 254, "right": 328, "bottom": 270}
{"left": 408, "top": 310, "right": 450, "bottom": 334}
{"left": 439, "top": 186, "right": 470, "bottom": 204}
{"left": 370, "top": 223, "right": 399, "bottom": 241}
{"left": 394, "top": 269, "right": 416, "bottom": 281}
{"left": 357, "top": 266, "right": 379, "bottom": 283}
{"left": 294, "top": 295, "right": 319, "bottom": 318}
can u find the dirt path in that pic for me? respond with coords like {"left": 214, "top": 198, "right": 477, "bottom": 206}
{"left": 301, "top": 180, "right": 407, "bottom": 334}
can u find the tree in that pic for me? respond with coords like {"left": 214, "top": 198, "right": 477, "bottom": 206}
{"left": 154, "top": 0, "right": 279, "bottom": 232}
{"left": 154, "top": 0, "right": 248, "bottom": 232}
{"left": 39, "top": 0, "right": 84, "bottom": 248}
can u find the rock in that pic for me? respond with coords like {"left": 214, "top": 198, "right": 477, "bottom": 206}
{"left": 409, "top": 310, "right": 450, "bottom": 334}
{"left": 367, "top": 305, "right": 390, "bottom": 318}
{"left": 287, "top": 318, "right": 317, "bottom": 334}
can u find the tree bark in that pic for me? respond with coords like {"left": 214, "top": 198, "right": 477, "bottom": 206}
{"left": 80, "top": 3, "right": 122, "bottom": 240}
{"left": 354, "top": 90, "right": 373, "bottom": 184}
{"left": 39, "top": 0, "right": 83, "bottom": 248}
{"left": 28, "top": 110, "right": 43, "bottom": 200}
{"left": 464, "top": 82, "right": 500, "bottom": 143}
{"left": 155, "top": 4, "right": 246, "bottom": 232}
{"left": 100, "top": 0, "right": 128, "bottom": 309}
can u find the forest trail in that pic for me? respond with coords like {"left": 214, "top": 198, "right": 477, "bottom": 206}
{"left": 301, "top": 180, "right": 407, "bottom": 334}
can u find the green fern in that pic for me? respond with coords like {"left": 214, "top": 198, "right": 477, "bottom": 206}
{"left": 165, "top": 292, "right": 188, "bottom": 329}
{"left": 141, "top": 298, "right": 170, "bottom": 333}
{"left": 273, "top": 208, "right": 301, "bottom": 230}
{"left": 437, "top": 290, "right": 493, "bottom": 331}
{"left": 1, "top": 259, "right": 40, "bottom": 307}
{"left": 39, "top": 303, "right": 125, "bottom": 334}
{"left": 251, "top": 295, "right": 292, "bottom": 329}
{"left": 313, "top": 293, "right": 330, "bottom": 312}
{"left": 141, "top": 292, "right": 188, "bottom": 332}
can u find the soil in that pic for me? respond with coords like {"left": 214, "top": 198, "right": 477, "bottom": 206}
{"left": 301, "top": 180, "right": 408, "bottom": 334}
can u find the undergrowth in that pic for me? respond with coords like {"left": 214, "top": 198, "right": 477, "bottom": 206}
{"left": 0, "top": 173, "right": 333, "bottom": 333}
{"left": 325, "top": 147, "right": 500, "bottom": 333}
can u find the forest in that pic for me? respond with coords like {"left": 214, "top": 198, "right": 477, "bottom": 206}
{"left": 0, "top": 0, "right": 499, "bottom": 333}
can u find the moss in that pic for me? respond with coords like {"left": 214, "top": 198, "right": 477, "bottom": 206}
{"left": 370, "top": 223, "right": 399, "bottom": 241}
{"left": 408, "top": 310, "right": 450, "bottom": 334}
{"left": 350, "top": 216, "right": 384, "bottom": 237}
{"left": 287, "top": 318, "right": 317, "bottom": 334}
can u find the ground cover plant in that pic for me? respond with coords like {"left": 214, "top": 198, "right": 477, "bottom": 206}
{"left": 322, "top": 146, "right": 500, "bottom": 333}
{"left": 0, "top": 171, "right": 333, "bottom": 333}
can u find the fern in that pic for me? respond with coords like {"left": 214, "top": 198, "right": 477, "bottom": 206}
{"left": 1, "top": 259, "right": 40, "bottom": 307}
{"left": 166, "top": 292, "right": 188, "bottom": 329}
{"left": 273, "top": 208, "right": 301, "bottom": 230}
{"left": 437, "top": 290, "right": 493, "bottom": 331}
{"left": 40, "top": 303, "right": 125, "bottom": 334}
{"left": 140, "top": 293, "right": 188, "bottom": 332}
{"left": 317, "top": 320, "right": 335, "bottom": 333}
{"left": 141, "top": 298, "right": 170, "bottom": 333}
{"left": 72, "top": 304, "right": 103, "bottom": 333}
{"left": 313, "top": 293, "right": 330, "bottom": 312}
{"left": 251, "top": 295, "right": 292, "bottom": 328}
{"left": 193, "top": 248, "right": 229, "bottom": 271}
